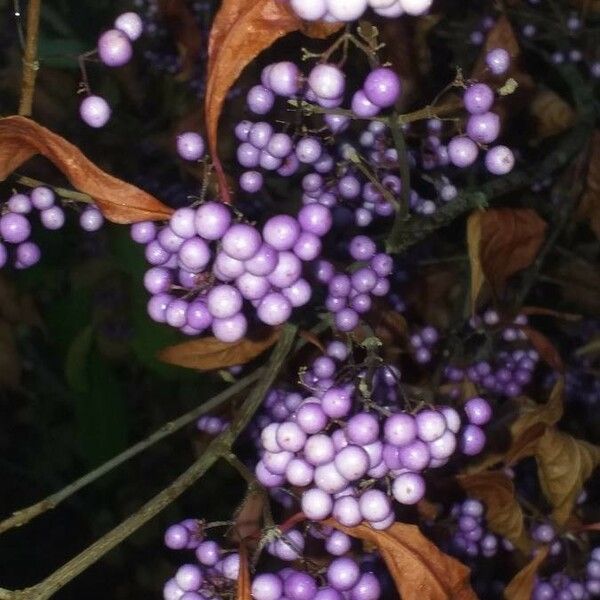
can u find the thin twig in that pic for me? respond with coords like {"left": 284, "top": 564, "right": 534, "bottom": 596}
{"left": 15, "top": 175, "right": 94, "bottom": 205}
{"left": 18, "top": 0, "right": 42, "bottom": 116}
{"left": 9, "top": 325, "right": 297, "bottom": 600}
{"left": 0, "top": 369, "right": 263, "bottom": 535}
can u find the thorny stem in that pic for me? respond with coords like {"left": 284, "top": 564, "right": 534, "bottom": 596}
{"left": 2, "top": 325, "right": 297, "bottom": 600}
{"left": 18, "top": 0, "right": 41, "bottom": 116}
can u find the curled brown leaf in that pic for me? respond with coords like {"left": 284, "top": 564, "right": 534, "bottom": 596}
{"left": 325, "top": 520, "right": 477, "bottom": 600}
{"left": 205, "top": 0, "right": 341, "bottom": 203}
{"left": 0, "top": 116, "right": 173, "bottom": 223}
{"left": 504, "top": 546, "right": 550, "bottom": 600}
{"left": 521, "top": 327, "right": 564, "bottom": 372}
{"left": 457, "top": 471, "right": 530, "bottom": 553}
{"left": 158, "top": 328, "right": 281, "bottom": 371}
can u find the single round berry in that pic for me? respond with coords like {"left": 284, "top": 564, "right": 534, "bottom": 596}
{"left": 485, "top": 145, "right": 515, "bottom": 175}
{"left": 486, "top": 48, "right": 510, "bottom": 75}
{"left": 363, "top": 67, "right": 401, "bottom": 108}
{"left": 448, "top": 136, "right": 479, "bottom": 168}
{"left": 308, "top": 64, "right": 345, "bottom": 100}
{"left": 114, "top": 11, "right": 143, "bottom": 40}
{"left": 392, "top": 471, "right": 426, "bottom": 504}
{"left": 97, "top": 28, "right": 132, "bottom": 67}
{"left": 0, "top": 213, "right": 30, "bottom": 244}
{"left": 177, "top": 132, "right": 205, "bottom": 161}
{"left": 80, "top": 95, "right": 111, "bottom": 128}
{"left": 463, "top": 83, "right": 494, "bottom": 115}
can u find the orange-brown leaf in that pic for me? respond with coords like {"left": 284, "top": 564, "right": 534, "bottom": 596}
{"left": 478, "top": 208, "right": 547, "bottom": 295}
{"left": 521, "top": 327, "right": 564, "bottom": 372}
{"left": 466, "top": 210, "right": 485, "bottom": 314}
{"left": 299, "top": 330, "right": 326, "bottom": 352}
{"left": 457, "top": 471, "right": 530, "bottom": 553}
{"left": 577, "top": 130, "right": 600, "bottom": 239}
{"left": 535, "top": 428, "right": 600, "bottom": 525}
{"left": 530, "top": 89, "right": 576, "bottom": 140}
{"left": 205, "top": 0, "right": 341, "bottom": 202}
{"left": 229, "top": 488, "right": 266, "bottom": 543}
{"left": 504, "top": 547, "right": 550, "bottom": 600}
{"left": 0, "top": 116, "right": 172, "bottom": 223}
{"left": 236, "top": 544, "right": 251, "bottom": 600}
{"left": 521, "top": 306, "right": 582, "bottom": 321}
{"left": 158, "top": 328, "right": 281, "bottom": 371}
{"left": 325, "top": 520, "right": 477, "bottom": 600}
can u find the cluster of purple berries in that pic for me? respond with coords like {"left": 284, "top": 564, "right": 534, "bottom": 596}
{"left": 444, "top": 311, "right": 539, "bottom": 399}
{"left": 532, "top": 547, "right": 600, "bottom": 600}
{"left": 80, "top": 11, "right": 143, "bottom": 128}
{"left": 288, "top": 0, "right": 433, "bottom": 22}
{"left": 0, "top": 187, "right": 103, "bottom": 270}
{"left": 409, "top": 325, "right": 439, "bottom": 364}
{"left": 450, "top": 498, "right": 506, "bottom": 559}
{"left": 133, "top": 200, "right": 334, "bottom": 341}
{"left": 164, "top": 521, "right": 384, "bottom": 600}
{"left": 448, "top": 80, "right": 515, "bottom": 176}
{"left": 250, "top": 341, "right": 492, "bottom": 529}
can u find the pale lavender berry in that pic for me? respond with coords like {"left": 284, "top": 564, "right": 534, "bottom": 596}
{"left": 314, "top": 462, "right": 349, "bottom": 494}
{"left": 486, "top": 48, "right": 510, "bottom": 75}
{"left": 0, "top": 213, "right": 30, "bottom": 243}
{"left": 267, "top": 251, "right": 302, "bottom": 288}
{"left": 207, "top": 285, "right": 243, "bottom": 319}
{"left": 258, "top": 292, "right": 292, "bottom": 326}
{"left": 277, "top": 421, "right": 307, "bottom": 453}
{"left": 186, "top": 301, "right": 212, "bottom": 331}
{"left": 15, "top": 241, "right": 41, "bottom": 268}
{"left": 164, "top": 524, "right": 190, "bottom": 549}
{"left": 485, "top": 145, "right": 514, "bottom": 175}
{"left": 327, "top": 0, "right": 369, "bottom": 21}
{"left": 290, "top": 0, "right": 327, "bottom": 20}
{"left": 384, "top": 413, "right": 417, "bottom": 446}
{"left": 252, "top": 574, "right": 283, "bottom": 600}
{"left": 178, "top": 237, "right": 211, "bottom": 272}
{"left": 346, "top": 412, "right": 380, "bottom": 445}
{"left": 466, "top": 112, "right": 500, "bottom": 144}
{"left": 325, "top": 113, "right": 350, "bottom": 133}
{"left": 158, "top": 227, "right": 185, "bottom": 253}
{"left": 392, "top": 471, "right": 425, "bottom": 504}
{"left": 97, "top": 28, "right": 132, "bottom": 67}
{"left": 333, "top": 496, "right": 362, "bottom": 527}
{"left": 213, "top": 251, "right": 244, "bottom": 280}
{"left": 429, "top": 430, "right": 457, "bottom": 460}
{"left": 166, "top": 298, "right": 189, "bottom": 328}
{"left": 308, "top": 64, "right": 345, "bottom": 99}
{"left": 0, "top": 243, "right": 6, "bottom": 268}
{"left": 79, "top": 207, "right": 104, "bottom": 231}
{"left": 296, "top": 402, "right": 328, "bottom": 434}
{"left": 464, "top": 397, "right": 492, "bottom": 425}
{"left": 298, "top": 204, "right": 332, "bottom": 237}
{"left": 211, "top": 313, "right": 248, "bottom": 342}
{"left": 335, "top": 308, "right": 359, "bottom": 332}
{"left": 247, "top": 85, "right": 275, "bottom": 114}
{"left": 370, "top": 253, "right": 393, "bottom": 277}
{"left": 267, "top": 61, "right": 301, "bottom": 97}
{"left": 263, "top": 450, "right": 294, "bottom": 475}
{"left": 460, "top": 424, "right": 486, "bottom": 455}
{"left": 238, "top": 142, "right": 260, "bottom": 167}
{"left": 448, "top": 136, "right": 479, "bottom": 168}
{"left": 351, "top": 90, "right": 380, "bottom": 118}
{"left": 263, "top": 215, "right": 301, "bottom": 251}
{"left": 177, "top": 132, "right": 205, "bottom": 161}
{"left": 334, "top": 445, "right": 369, "bottom": 481}
{"left": 38, "top": 207, "right": 64, "bottom": 233}
{"left": 293, "top": 231, "right": 322, "bottom": 261}
{"left": 296, "top": 137, "right": 322, "bottom": 164}
{"left": 350, "top": 267, "right": 377, "bottom": 293}
{"left": 326, "top": 530, "right": 352, "bottom": 556}
{"left": 80, "top": 95, "right": 111, "bottom": 128}
{"left": 175, "top": 564, "right": 203, "bottom": 592}
{"left": 8, "top": 194, "right": 32, "bottom": 214}
{"left": 327, "top": 557, "right": 360, "bottom": 591}
{"left": 144, "top": 267, "right": 172, "bottom": 294}
{"left": 302, "top": 487, "right": 333, "bottom": 520}
{"left": 170, "top": 207, "right": 197, "bottom": 239}
{"left": 286, "top": 457, "right": 314, "bottom": 486}
{"left": 350, "top": 572, "right": 381, "bottom": 600}
{"left": 283, "top": 278, "right": 312, "bottom": 307}
{"left": 267, "top": 133, "right": 294, "bottom": 158}
{"left": 463, "top": 83, "right": 494, "bottom": 114}
{"left": 114, "top": 11, "right": 143, "bottom": 40}
{"left": 249, "top": 122, "right": 273, "bottom": 149}
{"left": 244, "top": 243, "right": 278, "bottom": 276}
{"left": 415, "top": 409, "right": 446, "bottom": 442}
{"left": 363, "top": 67, "right": 401, "bottom": 108}
{"left": 321, "top": 385, "right": 354, "bottom": 419}
{"left": 131, "top": 221, "right": 156, "bottom": 243}
{"left": 236, "top": 272, "right": 270, "bottom": 300}
{"left": 349, "top": 235, "right": 376, "bottom": 261}
{"left": 399, "top": 439, "right": 430, "bottom": 471}
{"left": 222, "top": 223, "right": 261, "bottom": 260}
{"left": 358, "top": 489, "right": 391, "bottom": 523}
{"left": 284, "top": 572, "right": 317, "bottom": 600}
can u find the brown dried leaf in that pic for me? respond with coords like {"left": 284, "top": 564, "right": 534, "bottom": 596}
{"left": 229, "top": 488, "right": 266, "bottom": 543}
{"left": 158, "top": 0, "right": 202, "bottom": 80}
{"left": 236, "top": 544, "right": 251, "bottom": 600}
{"left": 299, "top": 330, "right": 326, "bottom": 352}
{"left": 535, "top": 428, "right": 600, "bottom": 525}
{"left": 466, "top": 210, "right": 485, "bottom": 313}
{"left": 158, "top": 328, "right": 280, "bottom": 371}
{"left": 325, "top": 520, "right": 477, "bottom": 600}
{"left": 457, "top": 471, "right": 530, "bottom": 553}
{"left": 577, "top": 130, "right": 600, "bottom": 239}
{"left": 521, "top": 327, "right": 564, "bottom": 372}
{"left": 504, "top": 547, "right": 550, "bottom": 600}
{"left": 0, "top": 116, "right": 172, "bottom": 223}
{"left": 477, "top": 208, "right": 547, "bottom": 296}
{"left": 205, "top": 0, "right": 341, "bottom": 202}
{"left": 530, "top": 90, "right": 576, "bottom": 140}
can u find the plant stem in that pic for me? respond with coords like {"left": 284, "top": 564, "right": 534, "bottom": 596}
{"left": 0, "top": 368, "right": 263, "bottom": 535}
{"left": 8, "top": 325, "right": 297, "bottom": 600}
{"left": 18, "top": 0, "right": 42, "bottom": 116}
